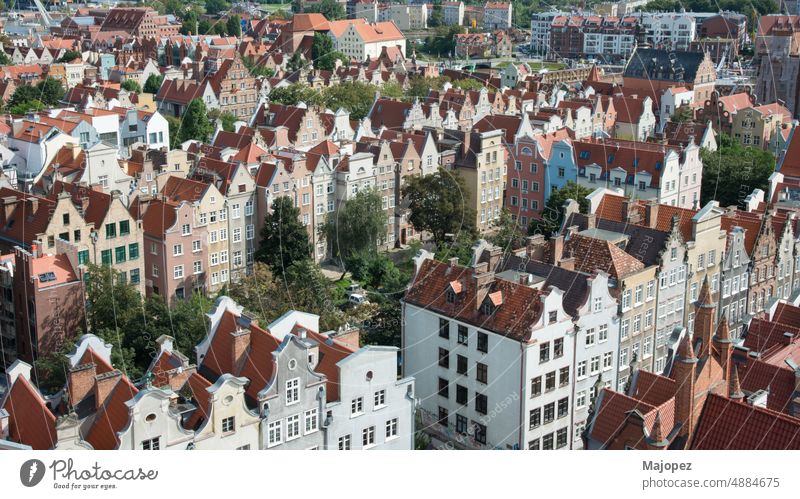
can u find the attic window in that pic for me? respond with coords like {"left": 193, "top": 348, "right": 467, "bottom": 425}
{"left": 481, "top": 301, "right": 494, "bottom": 316}
{"left": 446, "top": 289, "right": 456, "bottom": 303}
{"left": 579, "top": 150, "right": 590, "bottom": 160}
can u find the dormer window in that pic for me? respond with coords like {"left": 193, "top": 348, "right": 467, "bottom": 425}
{"left": 481, "top": 301, "right": 494, "bottom": 316}
{"left": 446, "top": 289, "right": 456, "bottom": 303}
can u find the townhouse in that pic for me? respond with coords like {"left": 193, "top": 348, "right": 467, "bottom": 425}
{"left": 159, "top": 177, "right": 229, "bottom": 295}
{"left": 328, "top": 19, "right": 406, "bottom": 61}
{"left": 572, "top": 138, "right": 702, "bottom": 209}
{"left": 403, "top": 250, "right": 579, "bottom": 449}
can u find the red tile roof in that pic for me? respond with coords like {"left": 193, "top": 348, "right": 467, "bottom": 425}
{"left": 405, "top": 259, "right": 544, "bottom": 342}
{"left": 564, "top": 233, "right": 646, "bottom": 280}
{"left": 2, "top": 375, "right": 57, "bottom": 450}
{"left": 83, "top": 376, "right": 139, "bottom": 450}
{"left": 691, "top": 393, "right": 800, "bottom": 449}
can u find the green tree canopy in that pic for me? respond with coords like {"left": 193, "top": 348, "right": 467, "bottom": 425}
{"left": 57, "top": 49, "right": 81, "bottom": 63}
{"left": 226, "top": 14, "right": 242, "bottom": 37}
{"left": 402, "top": 168, "right": 476, "bottom": 246}
{"left": 322, "top": 81, "right": 375, "bottom": 120}
{"left": 121, "top": 79, "right": 142, "bottom": 93}
{"left": 178, "top": 98, "right": 215, "bottom": 144}
{"left": 311, "top": 31, "right": 347, "bottom": 71}
{"left": 321, "top": 188, "right": 387, "bottom": 273}
{"left": 700, "top": 134, "right": 775, "bottom": 208}
{"left": 255, "top": 196, "right": 312, "bottom": 272}
{"left": 452, "top": 78, "right": 485, "bottom": 91}
{"left": 304, "top": 0, "right": 345, "bottom": 20}
{"left": 528, "top": 181, "right": 592, "bottom": 238}
{"left": 205, "top": 0, "right": 230, "bottom": 15}
{"left": 143, "top": 73, "right": 164, "bottom": 94}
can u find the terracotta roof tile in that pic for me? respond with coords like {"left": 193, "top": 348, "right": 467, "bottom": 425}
{"left": 1, "top": 375, "right": 57, "bottom": 450}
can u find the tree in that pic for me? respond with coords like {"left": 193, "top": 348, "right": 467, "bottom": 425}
{"left": 305, "top": 0, "right": 345, "bottom": 20}
{"left": 321, "top": 189, "right": 386, "bottom": 274}
{"left": 166, "top": 115, "right": 183, "bottom": 148}
{"left": 381, "top": 81, "right": 404, "bottom": 99}
{"left": 226, "top": 14, "right": 242, "bottom": 37}
{"left": 178, "top": 98, "right": 214, "bottom": 144}
{"left": 528, "top": 181, "right": 592, "bottom": 238}
{"left": 8, "top": 78, "right": 64, "bottom": 113}
{"left": 490, "top": 209, "right": 524, "bottom": 253}
{"left": 36, "top": 77, "right": 65, "bottom": 106}
{"left": 670, "top": 106, "right": 693, "bottom": 124}
{"left": 361, "top": 300, "right": 401, "bottom": 347}
{"left": 180, "top": 9, "right": 199, "bottom": 35}
{"left": 452, "top": 78, "right": 485, "bottom": 91}
{"left": 143, "top": 73, "right": 164, "bottom": 94}
{"left": 405, "top": 75, "right": 449, "bottom": 100}
{"left": 269, "top": 83, "right": 323, "bottom": 106}
{"left": 0, "top": 51, "right": 10, "bottom": 65}
{"left": 242, "top": 56, "right": 275, "bottom": 77}
{"left": 205, "top": 0, "right": 230, "bottom": 15}
{"left": 311, "top": 32, "right": 347, "bottom": 71}
{"left": 121, "top": 79, "right": 142, "bottom": 93}
{"left": 57, "top": 49, "right": 81, "bottom": 63}
{"left": 402, "top": 168, "right": 476, "bottom": 246}
{"left": 286, "top": 51, "right": 306, "bottom": 74}
{"left": 700, "top": 134, "right": 775, "bottom": 207}
{"left": 322, "top": 81, "right": 375, "bottom": 120}
{"left": 83, "top": 264, "right": 146, "bottom": 379}
{"left": 420, "top": 25, "right": 465, "bottom": 57}
{"left": 255, "top": 196, "right": 312, "bottom": 272}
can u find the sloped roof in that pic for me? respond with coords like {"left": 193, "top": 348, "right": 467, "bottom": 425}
{"left": 1, "top": 375, "right": 57, "bottom": 450}
{"left": 404, "top": 259, "right": 544, "bottom": 342}
{"left": 691, "top": 393, "right": 800, "bottom": 449}
{"left": 563, "top": 233, "right": 646, "bottom": 280}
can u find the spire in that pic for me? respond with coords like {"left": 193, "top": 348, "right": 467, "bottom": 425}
{"left": 587, "top": 63, "right": 601, "bottom": 82}
{"left": 696, "top": 276, "right": 713, "bottom": 308}
{"left": 645, "top": 409, "right": 669, "bottom": 449}
{"left": 715, "top": 316, "right": 731, "bottom": 342}
{"left": 729, "top": 364, "right": 745, "bottom": 401}
{"left": 676, "top": 333, "right": 697, "bottom": 363}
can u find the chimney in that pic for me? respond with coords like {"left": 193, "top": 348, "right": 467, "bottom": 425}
{"left": 68, "top": 363, "right": 97, "bottom": 408}
{"left": 449, "top": 257, "right": 459, "bottom": 267}
{"left": 672, "top": 334, "right": 698, "bottom": 439}
{"left": 526, "top": 234, "right": 547, "bottom": 261}
{"left": 231, "top": 327, "right": 251, "bottom": 373}
{"left": 585, "top": 212, "right": 597, "bottom": 229}
{"left": 94, "top": 370, "right": 123, "bottom": 410}
{"left": 26, "top": 197, "right": 39, "bottom": 215}
{"left": 472, "top": 263, "right": 494, "bottom": 310}
{"left": 549, "top": 235, "right": 565, "bottom": 265}
{"left": 622, "top": 199, "right": 641, "bottom": 224}
{"left": 2, "top": 196, "right": 17, "bottom": 223}
{"left": 645, "top": 200, "right": 659, "bottom": 229}
{"left": 30, "top": 240, "right": 41, "bottom": 258}
{"left": 487, "top": 246, "right": 502, "bottom": 272}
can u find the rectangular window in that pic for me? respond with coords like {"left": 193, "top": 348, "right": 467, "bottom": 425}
{"left": 142, "top": 437, "right": 160, "bottom": 450}
{"left": 543, "top": 402, "right": 555, "bottom": 424}
{"left": 545, "top": 371, "right": 556, "bottom": 391}
{"left": 222, "top": 416, "right": 235, "bottom": 433}
{"left": 105, "top": 223, "right": 116, "bottom": 239}
{"left": 304, "top": 409, "right": 318, "bottom": 434}
{"left": 439, "top": 318, "right": 449, "bottom": 338}
{"left": 362, "top": 426, "right": 375, "bottom": 447}
{"left": 554, "top": 338, "right": 563, "bottom": 358}
{"left": 457, "top": 325, "right": 468, "bottom": 345}
{"left": 456, "top": 384, "right": 468, "bottom": 404}
{"left": 477, "top": 332, "right": 488, "bottom": 353}
{"left": 338, "top": 434, "right": 351, "bottom": 450}
{"left": 540, "top": 342, "right": 550, "bottom": 363}
{"left": 115, "top": 246, "right": 126, "bottom": 263}
{"left": 128, "top": 243, "right": 139, "bottom": 260}
{"left": 529, "top": 408, "right": 541, "bottom": 429}
{"left": 557, "top": 397, "right": 569, "bottom": 418}
{"left": 439, "top": 348, "right": 450, "bottom": 368}
{"left": 530, "top": 376, "right": 541, "bottom": 397}
{"left": 286, "top": 414, "right": 300, "bottom": 440}
{"left": 374, "top": 389, "right": 386, "bottom": 408}
{"left": 438, "top": 377, "right": 449, "bottom": 398}
{"left": 119, "top": 220, "right": 130, "bottom": 236}
{"left": 475, "top": 393, "right": 488, "bottom": 415}
{"left": 559, "top": 366, "right": 569, "bottom": 386}
{"left": 351, "top": 397, "right": 363, "bottom": 415}
{"left": 476, "top": 362, "right": 488, "bottom": 384}
{"left": 385, "top": 418, "right": 398, "bottom": 439}
{"left": 173, "top": 265, "right": 184, "bottom": 279}
{"left": 268, "top": 421, "right": 282, "bottom": 447}
{"left": 457, "top": 354, "right": 467, "bottom": 375}
{"left": 286, "top": 378, "right": 299, "bottom": 405}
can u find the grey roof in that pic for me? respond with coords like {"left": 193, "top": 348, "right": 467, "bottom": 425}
{"left": 500, "top": 255, "right": 590, "bottom": 317}
{"left": 624, "top": 48, "right": 707, "bottom": 84}
{"left": 566, "top": 212, "right": 670, "bottom": 267}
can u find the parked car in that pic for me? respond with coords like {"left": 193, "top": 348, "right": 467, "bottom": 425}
{"left": 348, "top": 293, "right": 368, "bottom": 306}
